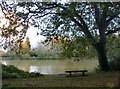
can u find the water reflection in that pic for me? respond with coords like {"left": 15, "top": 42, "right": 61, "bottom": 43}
{"left": 29, "top": 66, "right": 38, "bottom": 73}
{"left": 2, "top": 61, "right": 7, "bottom": 65}
{"left": 2, "top": 59, "right": 98, "bottom": 74}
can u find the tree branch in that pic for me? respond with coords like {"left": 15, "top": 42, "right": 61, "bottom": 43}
{"left": 72, "top": 8, "right": 94, "bottom": 42}
{"left": 107, "top": 14, "right": 118, "bottom": 22}
{"left": 46, "top": 3, "right": 67, "bottom": 10}
{"left": 106, "top": 27, "right": 120, "bottom": 35}
{"left": 93, "top": 4, "right": 100, "bottom": 26}
{"left": 107, "top": 13, "right": 120, "bottom": 25}
{"left": 70, "top": 17, "right": 83, "bottom": 30}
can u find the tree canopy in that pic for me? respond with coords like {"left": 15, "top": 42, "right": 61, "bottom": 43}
{"left": 0, "top": 2, "right": 29, "bottom": 52}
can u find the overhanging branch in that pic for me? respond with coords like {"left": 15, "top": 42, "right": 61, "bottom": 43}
{"left": 107, "top": 13, "right": 120, "bottom": 25}
{"left": 107, "top": 14, "right": 119, "bottom": 22}
{"left": 106, "top": 27, "right": 120, "bottom": 35}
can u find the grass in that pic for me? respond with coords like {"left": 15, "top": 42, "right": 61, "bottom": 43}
{"left": 2, "top": 64, "right": 42, "bottom": 79}
{"left": 2, "top": 71, "right": 119, "bottom": 88}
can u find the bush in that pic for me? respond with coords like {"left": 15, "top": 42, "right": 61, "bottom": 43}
{"left": 109, "top": 56, "right": 120, "bottom": 71}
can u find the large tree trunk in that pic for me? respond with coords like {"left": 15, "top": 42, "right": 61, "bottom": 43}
{"left": 94, "top": 42, "right": 110, "bottom": 71}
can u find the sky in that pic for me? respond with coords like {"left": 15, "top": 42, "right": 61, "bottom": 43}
{"left": 0, "top": 26, "right": 45, "bottom": 50}
{"left": 26, "top": 26, "right": 45, "bottom": 48}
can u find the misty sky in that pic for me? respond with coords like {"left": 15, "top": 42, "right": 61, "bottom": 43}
{"left": 26, "top": 26, "right": 45, "bottom": 48}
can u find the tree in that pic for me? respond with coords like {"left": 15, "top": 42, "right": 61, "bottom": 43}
{"left": 0, "top": 2, "right": 29, "bottom": 54}
{"left": 20, "top": 37, "right": 31, "bottom": 54}
{"left": 3, "top": 2, "right": 120, "bottom": 71}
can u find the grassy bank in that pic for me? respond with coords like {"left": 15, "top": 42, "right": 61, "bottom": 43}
{"left": 2, "top": 64, "right": 42, "bottom": 79}
{"left": 2, "top": 71, "right": 119, "bottom": 88}
{"left": 2, "top": 64, "right": 119, "bottom": 88}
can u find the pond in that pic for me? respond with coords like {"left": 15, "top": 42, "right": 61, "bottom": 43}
{"left": 1, "top": 58, "right": 98, "bottom": 74}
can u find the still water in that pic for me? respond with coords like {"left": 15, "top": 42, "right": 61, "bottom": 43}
{"left": 2, "top": 58, "right": 98, "bottom": 74}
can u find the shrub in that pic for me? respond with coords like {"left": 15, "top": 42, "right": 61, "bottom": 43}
{"left": 109, "top": 56, "right": 120, "bottom": 71}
